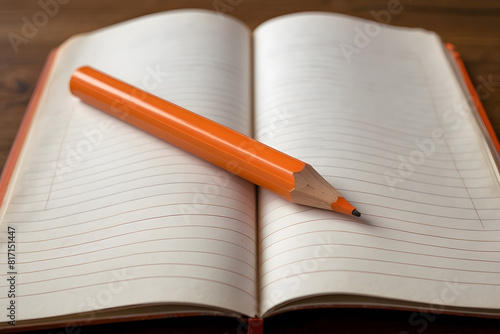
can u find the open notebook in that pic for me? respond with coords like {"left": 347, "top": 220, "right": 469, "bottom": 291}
{"left": 1, "top": 9, "right": 500, "bottom": 331}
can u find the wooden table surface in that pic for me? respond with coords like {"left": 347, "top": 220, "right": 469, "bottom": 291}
{"left": 1, "top": 0, "right": 499, "bottom": 333}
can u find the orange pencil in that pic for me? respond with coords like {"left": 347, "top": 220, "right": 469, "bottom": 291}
{"left": 69, "top": 66, "right": 360, "bottom": 217}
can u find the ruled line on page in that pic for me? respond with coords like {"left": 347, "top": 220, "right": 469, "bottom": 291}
{"left": 0, "top": 249, "right": 256, "bottom": 275}
{"left": 260, "top": 220, "right": 500, "bottom": 246}
{"left": 8, "top": 223, "right": 256, "bottom": 248}
{"left": 0, "top": 275, "right": 253, "bottom": 300}
{"left": 6, "top": 192, "right": 254, "bottom": 225}
{"left": 0, "top": 275, "right": 256, "bottom": 300}
{"left": 9, "top": 204, "right": 254, "bottom": 234}
{"left": 346, "top": 193, "right": 497, "bottom": 211}
{"left": 260, "top": 242, "right": 500, "bottom": 267}
{"left": 10, "top": 177, "right": 255, "bottom": 205}
{"left": 260, "top": 256, "right": 500, "bottom": 283}
{"left": 260, "top": 229, "right": 500, "bottom": 256}
{"left": 22, "top": 138, "right": 213, "bottom": 181}
{"left": 261, "top": 269, "right": 500, "bottom": 291}
{"left": 3, "top": 236, "right": 256, "bottom": 267}
{"left": 258, "top": 197, "right": 500, "bottom": 234}
{"left": 16, "top": 161, "right": 253, "bottom": 199}
{"left": 0, "top": 262, "right": 256, "bottom": 288}
{"left": 7, "top": 203, "right": 252, "bottom": 233}
{"left": 324, "top": 168, "right": 487, "bottom": 190}
{"left": 8, "top": 184, "right": 256, "bottom": 215}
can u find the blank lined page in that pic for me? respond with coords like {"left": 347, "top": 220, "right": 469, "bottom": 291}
{"left": 0, "top": 10, "right": 257, "bottom": 321}
{"left": 254, "top": 13, "right": 500, "bottom": 316}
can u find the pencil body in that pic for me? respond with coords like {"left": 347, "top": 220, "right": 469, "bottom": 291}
{"left": 70, "top": 66, "right": 358, "bottom": 216}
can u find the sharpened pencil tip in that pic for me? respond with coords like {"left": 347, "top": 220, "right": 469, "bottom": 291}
{"left": 352, "top": 209, "right": 361, "bottom": 217}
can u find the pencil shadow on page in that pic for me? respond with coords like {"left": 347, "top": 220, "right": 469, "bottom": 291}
{"left": 351, "top": 211, "right": 374, "bottom": 225}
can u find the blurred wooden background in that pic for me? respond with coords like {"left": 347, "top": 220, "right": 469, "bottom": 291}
{"left": 1, "top": 0, "right": 499, "bottom": 333}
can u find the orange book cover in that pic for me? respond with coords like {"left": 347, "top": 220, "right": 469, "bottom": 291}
{"left": 444, "top": 43, "right": 500, "bottom": 157}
